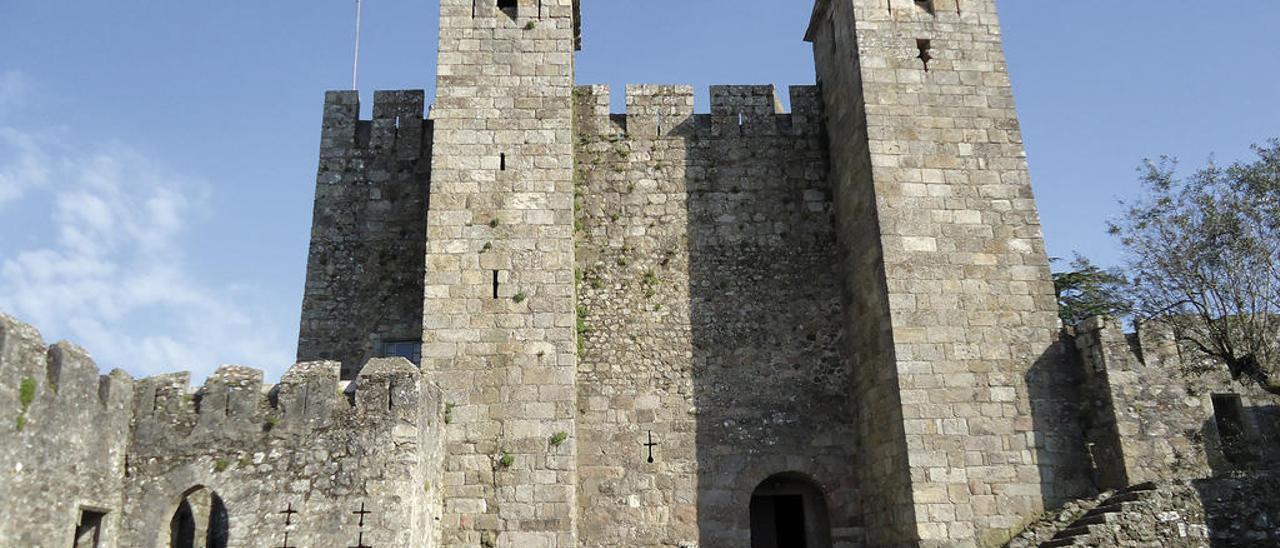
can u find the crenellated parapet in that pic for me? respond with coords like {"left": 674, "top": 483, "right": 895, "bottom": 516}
{"left": 122, "top": 356, "right": 444, "bottom": 546}
{"left": 130, "top": 357, "right": 442, "bottom": 451}
{"left": 299, "top": 89, "right": 433, "bottom": 380}
{"left": 1073, "top": 317, "right": 1280, "bottom": 490}
{"left": 319, "top": 89, "right": 430, "bottom": 159}
{"left": 573, "top": 84, "right": 827, "bottom": 141}
{"left": 0, "top": 314, "right": 133, "bottom": 547}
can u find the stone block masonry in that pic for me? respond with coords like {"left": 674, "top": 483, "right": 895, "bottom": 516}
{"left": 298, "top": 89, "right": 432, "bottom": 380}
{"left": 122, "top": 358, "right": 445, "bottom": 547}
{"left": 573, "top": 84, "right": 863, "bottom": 547}
{"left": 808, "top": 0, "right": 1092, "bottom": 544}
{"left": 424, "top": 0, "right": 580, "bottom": 546}
{"left": 6, "top": 0, "right": 1239, "bottom": 546}
{"left": 0, "top": 314, "right": 133, "bottom": 548}
{"left": 1074, "top": 317, "right": 1280, "bottom": 489}
{"left": 0, "top": 313, "right": 445, "bottom": 548}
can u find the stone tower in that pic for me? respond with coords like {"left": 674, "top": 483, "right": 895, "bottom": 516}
{"left": 423, "top": 0, "right": 581, "bottom": 546}
{"left": 807, "top": 0, "right": 1087, "bottom": 545}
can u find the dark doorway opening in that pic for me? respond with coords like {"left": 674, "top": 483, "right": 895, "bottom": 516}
{"left": 73, "top": 508, "right": 106, "bottom": 548}
{"left": 169, "top": 487, "right": 229, "bottom": 548}
{"left": 750, "top": 474, "right": 831, "bottom": 548}
{"left": 1212, "top": 394, "right": 1257, "bottom": 465}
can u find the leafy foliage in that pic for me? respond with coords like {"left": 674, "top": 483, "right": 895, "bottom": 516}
{"left": 549, "top": 432, "right": 568, "bottom": 447}
{"left": 1052, "top": 254, "right": 1131, "bottom": 326}
{"left": 1110, "top": 139, "right": 1280, "bottom": 394}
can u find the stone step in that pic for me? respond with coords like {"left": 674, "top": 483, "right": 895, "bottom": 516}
{"left": 1104, "top": 491, "right": 1151, "bottom": 505}
{"left": 1082, "top": 501, "right": 1141, "bottom": 518}
{"left": 1051, "top": 525, "right": 1095, "bottom": 540}
{"left": 1120, "top": 481, "right": 1159, "bottom": 493}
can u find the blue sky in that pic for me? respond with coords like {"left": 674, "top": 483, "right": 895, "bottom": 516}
{"left": 1, "top": 1, "right": 1276, "bottom": 381}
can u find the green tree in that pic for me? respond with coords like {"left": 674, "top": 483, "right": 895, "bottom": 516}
{"left": 1110, "top": 139, "right": 1280, "bottom": 394}
{"left": 1052, "top": 254, "right": 1131, "bottom": 326}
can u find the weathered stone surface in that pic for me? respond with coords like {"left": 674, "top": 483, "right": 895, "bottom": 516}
{"left": 297, "top": 90, "right": 431, "bottom": 380}
{"left": 3, "top": 1, "right": 1278, "bottom": 547}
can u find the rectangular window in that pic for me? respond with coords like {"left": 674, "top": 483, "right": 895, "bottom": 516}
{"left": 74, "top": 509, "right": 107, "bottom": 548}
{"left": 381, "top": 340, "right": 422, "bottom": 366}
{"left": 1212, "top": 394, "right": 1256, "bottom": 464}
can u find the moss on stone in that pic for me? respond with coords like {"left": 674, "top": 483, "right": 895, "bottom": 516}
{"left": 18, "top": 377, "right": 36, "bottom": 411}
{"left": 550, "top": 432, "right": 568, "bottom": 447}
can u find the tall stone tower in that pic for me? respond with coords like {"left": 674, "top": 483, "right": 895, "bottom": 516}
{"left": 423, "top": 0, "right": 581, "bottom": 546}
{"left": 807, "top": 0, "right": 1087, "bottom": 545}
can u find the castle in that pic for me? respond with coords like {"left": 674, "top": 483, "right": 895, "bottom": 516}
{"left": 3, "top": 0, "right": 1278, "bottom": 547}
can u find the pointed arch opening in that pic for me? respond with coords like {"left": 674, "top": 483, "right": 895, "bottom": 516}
{"left": 169, "top": 486, "right": 229, "bottom": 548}
{"left": 749, "top": 473, "right": 832, "bottom": 548}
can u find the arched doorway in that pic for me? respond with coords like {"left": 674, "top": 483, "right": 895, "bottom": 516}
{"left": 169, "top": 486, "right": 229, "bottom": 548}
{"left": 749, "top": 473, "right": 832, "bottom": 548}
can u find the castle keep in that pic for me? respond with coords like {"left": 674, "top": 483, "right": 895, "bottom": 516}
{"left": 3, "top": 1, "right": 1278, "bottom": 547}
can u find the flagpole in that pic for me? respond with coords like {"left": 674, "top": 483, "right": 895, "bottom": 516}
{"left": 352, "top": 0, "right": 363, "bottom": 90}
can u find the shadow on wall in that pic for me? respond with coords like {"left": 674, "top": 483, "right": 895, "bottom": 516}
{"left": 1201, "top": 402, "right": 1280, "bottom": 478}
{"left": 680, "top": 86, "right": 859, "bottom": 547}
{"left": 1026, "top": 335, "right": 1097, "bottom": 511}
{"left": 1191, "top": 468, "right": 1280, "bottom": 546}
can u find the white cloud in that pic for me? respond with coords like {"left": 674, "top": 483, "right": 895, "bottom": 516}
{"left": 0, "top": 128, "right": 293, "bottom": 382}
{"left": 0, "top": 127, "right": 52, "bottom": 206}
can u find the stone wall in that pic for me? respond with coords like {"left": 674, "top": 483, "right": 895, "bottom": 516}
{"left": 1074, "top": 317, "right": 1280, "bottom": 488}
{"left": 572, "top": 84, "right": 862, "bottom": 547}
{"left": 1011, "top": 472, "right": 1280, "bottom": 546}
{"left": 120, "top": 358, "right": 445, "bottom": 547}
{"left": 807, "top": 0, "right": 1092, "bottom": 544}
{"left": 297, "top": 90, "right": 432, "bottom": 380}
{"left": 0, "top": 314, "right": 133, "bottom": 548}
{"left": 0, "top": 312, "right": 445, "bottom": 548}
{"left": 424, "top": 1, "right": 581, "bottom": 546}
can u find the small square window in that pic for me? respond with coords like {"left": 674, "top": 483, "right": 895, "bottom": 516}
{"left": 381, "top": 340, "right": 422, "bottom": 366}
{"left": 74, "top": 508, "right": 107, "bottom": 548}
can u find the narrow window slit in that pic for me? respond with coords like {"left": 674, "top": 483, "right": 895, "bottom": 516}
{"left": 916, "top": 39, "right": 933, "bottom": 71}
{"left": 656, "top": 112, "right": 664, "bottom": 136}
{"left": 500, "top": 153, "right": 507, "bottom": 171}
{"left": 737, "top": 112, "right": 745, "bottom": 136}
{"left": 493, "top": 270, "right": 500, "bottom": 299}
{"left": 387, "top": 380, "right": 395, "bottom": 411}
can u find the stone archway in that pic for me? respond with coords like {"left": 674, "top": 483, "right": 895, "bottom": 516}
{"left": 749, "top": 473, "right": 832, "bottom": 548}
{"left": 169, "top": 486, "right": 229, "bottom": 548}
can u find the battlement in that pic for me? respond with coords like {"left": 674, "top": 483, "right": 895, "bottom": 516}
{"left": 574, "top": 84, "right": 825, "bottom": 139}
{"left": 1073, "top": 316, "right": 1280, "bottom": 488}
{"left": 320, "top": 89, "right": 429, "bottom": 158}
{"left": 132, "top": 357, "right": 440, "bottom": 442}
{"left": 0, "top": 313, "right": 134, "bottom": 428}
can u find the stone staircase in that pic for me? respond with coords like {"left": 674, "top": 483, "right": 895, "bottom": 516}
{"left": 1038, "top": 482, "right": 1160, "bottom": 547}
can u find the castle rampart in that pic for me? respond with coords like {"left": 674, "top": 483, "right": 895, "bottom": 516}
{"left": 1074, "top": 317, "right": 1280, "bottom": 489}
{"left": 122, "top": 358, "right": 445, "bottom": 547}
{"left": 0, "top": 314, "right": 133, "bottom": 548}
{"left": 298, "top": 90, "right": 433, "bottom": 380}
{"left": 0, "top": 312, "right": 444, "bottom": 548}
{"left": 9, "top": 1, "right": 1278, "bottom": 546}
{"left": 573, "top": 83, "right": 861, "bottom": 546}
